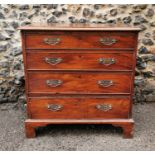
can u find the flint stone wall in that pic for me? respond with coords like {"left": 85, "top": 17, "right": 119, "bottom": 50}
{"left": 0, "top": 4, "right": 155, "bottom": 104}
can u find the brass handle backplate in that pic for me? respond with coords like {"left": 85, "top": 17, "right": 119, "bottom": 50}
{"left": 98, "top": 80, "right": 113, "bottom": 87}
{"left": 96, "top": 104, "right": 112, "bottom": 111}
{"left": 47, "top": 104, "right": 63, "bottom": 111}
{"left": 46, "top": 79, "right": 63, "bottom": 87}
{"left": 98, "top": 58, "right": 116, "bottom": 66}
{"left": 100, "top": 38, "right": 117, "bottom": 46}
{"left": 44, "top": 38, "right": 61, "bottom": 45}
{"left": 45, "top": 57, "right": 63, "bottom": 65}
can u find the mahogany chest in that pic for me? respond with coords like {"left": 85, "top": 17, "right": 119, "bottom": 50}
{"left": 19, "top": 24, "right": 140, "bottom": 138}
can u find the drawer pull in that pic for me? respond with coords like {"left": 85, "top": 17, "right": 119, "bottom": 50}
{"left": 44, "top": 38, "right": 61, "bottom": 45}
{"left": 100, "top": 38, "right": 117, "bottom": 46}
{"left": 98, "top": 80, "right": 113, "bottom": 87}
{"left": 47, "top": 104, "right": 63, "bottom": 111}
{"left": 98, "top": 58, "right": 115, "bottom": 66}
{"left": 45, "top": 57, "right": 63, "bottom": 65}
{"left": 96, "top": 104, "right": 112, "bottom": 111}
{"left": 46, "top": 79, "right": 63, "bottom": 87}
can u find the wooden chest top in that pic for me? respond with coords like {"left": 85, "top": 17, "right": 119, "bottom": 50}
{"left": 19, "top": 23, "right": 141, "bottom": 31}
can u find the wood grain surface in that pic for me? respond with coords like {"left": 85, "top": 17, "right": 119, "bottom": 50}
{"left": 25, "top": 31, "right": 136, "bottom": 49}
{"left": 27, "top": 72, "right": 132, "bottom": 94}
{"left": 27, "top": 52, "right": 134, "bottom": 71}
{"left": 27, "top": 97, "right": 130, "bottom": 119}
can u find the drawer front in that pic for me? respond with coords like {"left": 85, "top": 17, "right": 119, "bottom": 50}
{"left": 27, "top": 52, "right": 133, "bottom": 71}
{"left": 28, "top": 98, "right": 87, "bottom": 119}
{"left": 28, "top": 72, "right": 132, "bottom": 94}
{"left": 28, "top": 97, "right": 130, "bottom": 119}
{"left": 25, "top": 32, "right": 135, "bottom": 49}
{"left": 87, "top": 97, "right": 130, "bottom": 118}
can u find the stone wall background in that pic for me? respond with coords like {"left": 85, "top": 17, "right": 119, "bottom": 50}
{"left": 0, "top": 4, "right": 155, "bottom": 105}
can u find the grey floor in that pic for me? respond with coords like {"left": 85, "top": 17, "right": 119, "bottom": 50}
{"left": 0, "top": 103, "right": 155, "bottom": 151}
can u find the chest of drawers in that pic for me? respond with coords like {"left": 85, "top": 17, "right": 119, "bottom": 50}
{"left": 19, "top": 24, "right": 140, "bottom": 138}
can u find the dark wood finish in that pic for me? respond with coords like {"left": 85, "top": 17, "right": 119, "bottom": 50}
{"left": 19, "top": 24, "right": 140, "bottom": 138}
{"left": 25, "top": 31, "right": 136, "bottom": 49}
{"left": 28, "top": 72, "right": 132, "bottom": 94}
{"left": 27, "top": 52, "right": 133, "bottom": 71}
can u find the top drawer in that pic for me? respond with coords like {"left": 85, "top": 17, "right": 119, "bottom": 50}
{"left": 25, "top": 31, "right": 136, "bottom": 49}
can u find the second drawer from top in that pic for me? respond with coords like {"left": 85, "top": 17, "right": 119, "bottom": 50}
{"left": 26, "top": 52, "right": 134, "bottom": 71}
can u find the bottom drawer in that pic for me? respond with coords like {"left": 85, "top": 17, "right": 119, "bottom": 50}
{"left": 86, "top": 97, "right": 130, "bottom": 119}
{"left": 27, "top": 97, "right": 130, "bottom": 119}
{"left": 28, "top": 98, "right": 87, "bottom": 119}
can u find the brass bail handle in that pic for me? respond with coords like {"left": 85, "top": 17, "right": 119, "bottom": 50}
{"left": 96, "top": 104, "right": 112, "bottom": 111}
{"left": 46, "top": 79, "right": 63, "bottom": 87}
{"left": 47, "top": 104, "right": 63, "bottom": 111}
{"left": 44, "top": 37, "right": 61, "bottom": 45}
{"left": 44, "top": 57, "right": 63, "bottom": 65}
{"left": 98, "top": 80, "right": 114, "bottom": 87}
{"left": 100, "top": 37, "right": 117, "bottom": 46}
{"left": 98, "top": 58, "right": 116, "bottom": 66}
